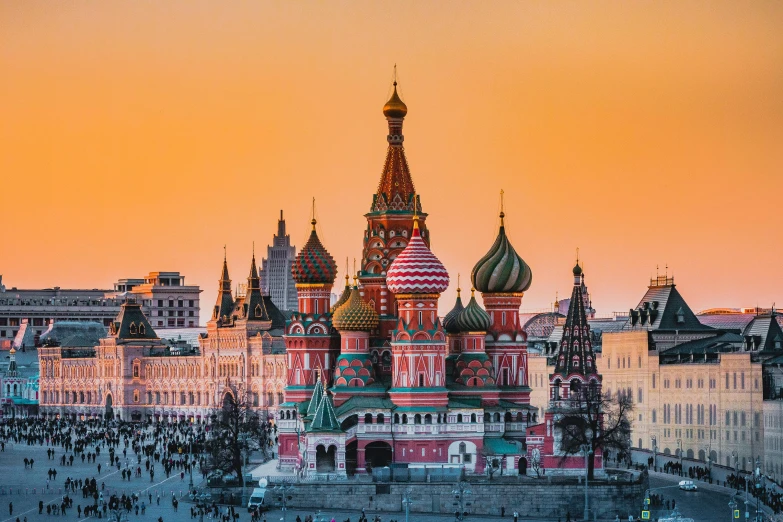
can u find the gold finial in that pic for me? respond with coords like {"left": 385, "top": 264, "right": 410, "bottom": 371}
{"left": 394, "top": 63, "right": 397, "bottom": 85}
{"left": 576, "top": 247, "right": 579, "bottom": 265}
{"left": 470, "top": 287, "right": 476, "bottom": 298}
{"left": 252, "top": 241, "right": 255, "bottom": 258}
{"left": 311, "top": 198, "right": 317, "bottom": 230}
{"left": 499, "top": 189, "right": 505, "bottom": 225}
{"left": 665, "top": 263, "right": 668, "bottom": 278}
{"left": 457, "top": 273, "right": 461, "bottom": 295}
{"left": 345, "top": 257, "right": 349, "bottom": 284}
{"left": 223, "top": 244, "right": 227, "bottom": 262}
{"left": 352, "top": 259, "right": 358, "bottom": 287}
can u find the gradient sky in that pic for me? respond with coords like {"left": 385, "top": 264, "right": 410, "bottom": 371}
{"left": 2, "top": 2, "right": 782, "bottom": 323}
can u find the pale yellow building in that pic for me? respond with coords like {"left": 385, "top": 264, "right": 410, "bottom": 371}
{"left": 597, "top": 277, "right": 783, "bottom": 475}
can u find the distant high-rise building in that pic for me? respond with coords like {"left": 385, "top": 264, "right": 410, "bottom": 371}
{"left": 259, "top": 211, "right": 298, "bottom": 311}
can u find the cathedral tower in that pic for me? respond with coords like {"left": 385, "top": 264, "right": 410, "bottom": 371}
{"left": 359, "top": 80, "right": 430, "bottom": 343}
{"left": 385, "top": 213, "right": 449, "bottom": 407}
{"left": 471, "top": 204, "right": 533, "bottom": 404}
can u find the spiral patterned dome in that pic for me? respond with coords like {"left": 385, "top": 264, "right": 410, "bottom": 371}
{"left": 456, "top": 290, "right": 492, "bottom": 332}
{"left": 292, "top": 220, "right": 338, "bottom": 285}
{"left": 332, "top": 286, "right": 380, "bottom": 331}
{"left": 471, "top": 214, "right": 532, "bottom": 294}
{"left": 386, "top": 221, "right": 449, "bottom": 294}
{"left": 443, "top": 290, "right": 465, "bottom": 334}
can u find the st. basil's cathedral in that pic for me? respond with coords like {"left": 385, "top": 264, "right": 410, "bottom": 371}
{"left": 35, "top": 78, "right": 603, "bottom": 479}
{"left": 275, "top": 81, "right": 604, "bottom": 478}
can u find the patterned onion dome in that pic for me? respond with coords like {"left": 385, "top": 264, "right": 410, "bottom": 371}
{"left": 471, "top": 212, "right": 532, "bottom": 294}
{"left": 383, "top": 82, "right": 408, "bottom": 118}
{"left": 443, "top": 289, "right": 465, "bottom": 334}
{"left": 330, "top": 274, "right": 351, "bottom": 312}
{"left": 456, "top": 290, "right": 492, "bottom": 332}
{"left": 292, "top": 219, "right": 337, "bottom": 284}
{"left": 386, "top": 220, "right": 450, "bottom": 294}
{"left": 332, "top": 286, "right": 380, "bottom": 331}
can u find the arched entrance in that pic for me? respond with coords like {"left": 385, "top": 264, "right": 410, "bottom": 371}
{"left": 365, "top": 441, "right": 392, "bottom": 468}
{"left": 316, "top": 444, "right": 336, "bottom": 473}
{"left": 519, "top": 457, "right": 527, "bottom": 475}
{"left": 105, "top": 394, "right": 114, "bottom": 420}
{"left": 345, "top": 441, "right": 358, "bottom": 476}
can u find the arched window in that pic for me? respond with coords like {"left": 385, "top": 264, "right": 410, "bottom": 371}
{"left": 424, "top": 414, "right": 432, "bottom": 424}
{"left": 394, "top": 413, "right": 400, "bottom": 424}
{"left": 414, "top": 414, "right": 422, "bottom": 424}
{"left": 457, "top": 414, "right": 463, "bottom": 422}
{"left": 484, "top": 412, "right": 490, "bottom": 422}
{"left": 402, "top": 414, "right": 408, "bottom": 424}
{"left": 470, "top": 413, "right": 477, "bottom": 423}
{"left": 459, "top": 442, "right": 467, "bottom": 454}
{"left": 377, "top": 413, "right": 384, "bottom": 424}
{"left": 364, "top": 413, "right": 373, "bottom": 425}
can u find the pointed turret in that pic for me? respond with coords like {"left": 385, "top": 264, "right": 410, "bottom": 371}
{"left": 306, "top": 379, "right": 325, "bottom": 418}
{"left": 553, "top": 261, "right": 598, "bottom": 379}
{"left": 373, "top": 79, "right": 418, "bottom": 213}
{"left": 307, "top": 390, "right": 342, "bottom": 433}
{"left": 243, "top": 250, "right": 286, "bottom": 327}
{"left": 7, "top": 347, "right": 17, "bottom": 377}
{"left": 213, "top": 249, "right": 234, "bottom": 324}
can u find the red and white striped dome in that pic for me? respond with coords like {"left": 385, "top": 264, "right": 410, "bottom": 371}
{"left": 386, "top": 223, "right": 450, "bottom": 294}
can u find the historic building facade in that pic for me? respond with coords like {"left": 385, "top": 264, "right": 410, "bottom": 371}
{"left": 37, "top": 255, "right": 288, "bottom": 422}
{"left": 260, "top": 211, "right": 298, "bottom": 312}
{"left": 276, "top": 82, "right": 541, "bottom": 478}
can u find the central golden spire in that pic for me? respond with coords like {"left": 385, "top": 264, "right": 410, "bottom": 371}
{"left": 383, "top": 66, "right": 408, "bottom": 118}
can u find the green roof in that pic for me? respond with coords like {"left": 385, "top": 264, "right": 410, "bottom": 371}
{"left": 483, "top": 437, "right": 523, "bottom": 455}
{"left": 447, "top": 398, "right": 482, "bottom": 409}
{"left": 306, "top": 380, "right": 324, "bottom": 418}
{"left": 334, "top": 396, "right": 395, "bottom": 417}
{"left": 307, "top": 392, "right": 342, "bottom": 433}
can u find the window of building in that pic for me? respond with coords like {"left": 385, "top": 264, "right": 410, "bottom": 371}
{"left": 734, "top": 373, "right": 737, "bottom": 389}
{"left": 133, "top": 390, "right": 139, "bottom": 403}
{"left": 189, "top": 300, "right": 194, "bottom": 307}
{"left": 178, "top": 300, "right": 183, "bottom": 307}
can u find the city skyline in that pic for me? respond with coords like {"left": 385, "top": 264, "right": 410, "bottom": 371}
{"left": 2, "top": 2, "right": 782, "bottom": 321}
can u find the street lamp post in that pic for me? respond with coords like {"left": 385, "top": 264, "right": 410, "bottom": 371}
{"left": 401, "top": 487, "right": 413, "bottom": 522}
{"left": 451, "top": 481, "right": 472, "bottom": 522}
{"left": 651, "top": 436, "right": 658, "bottom": 472}
{"left": 677, "top": 439, "right": 683, "bottom": 477}
{"left": 581, "top": 444, "right": 591, "bottom": 521}
{"left": 274, "top": 483, "right": 295, "bottom": 522}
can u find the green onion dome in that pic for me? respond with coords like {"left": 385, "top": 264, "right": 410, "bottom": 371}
{"left": 443, "top": 289, "right": 465, "bottom": 334}
{"left": 471, "top": 212, "right": 532, "bottom": 294}
{"left": 456, "top": 290, "right": 491, "bottom": 332}
{"left": 292, "top": 219, "right": 338, "bottom": 285}
{"left": 330, "top": 274, "right": 351, "bottom": 312}
{"left": 332, "top": 286, "right": 380, "bottom": 331}
{"left": 573, "top": 262, "right": 583, "bottom": 276}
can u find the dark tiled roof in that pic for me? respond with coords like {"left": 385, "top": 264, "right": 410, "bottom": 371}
{"left": 110, "top": 301, "right": 158, "bottom": 340}
{"left": 661, "top": 332, "right": 744, "bottom": 357}
{"left": 625, "top": 284, "right": 713, "bottom": 332}
{"left": 743, "top": 314, "right": 783, "bottom": 353}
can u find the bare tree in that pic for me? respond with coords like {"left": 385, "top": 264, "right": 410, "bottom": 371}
{"left": 530, "top": 449, "right": 542, "bottom": 478}
{"left": 206, "top": 393, "right": 268, "bottom": 485}
{"left": 553, "top": 387, "right": 633, "bottom": 479}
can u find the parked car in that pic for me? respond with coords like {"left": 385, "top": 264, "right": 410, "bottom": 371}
{"left": 678, "top": 480, "right": 698, "bottom": 491}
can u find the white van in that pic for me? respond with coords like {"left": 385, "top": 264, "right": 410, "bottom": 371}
{"left": 247, "top": 487, "right": 267, "bottom": 512}
{"left": 678, "top": 480, "right": 698, "bottom": 491}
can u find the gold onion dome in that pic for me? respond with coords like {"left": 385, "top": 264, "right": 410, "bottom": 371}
{"left": 383, "top": 82, "right": 408, "bottom": 118}
{"left": 332, "top": 285, "right": 380, "bottom": 331}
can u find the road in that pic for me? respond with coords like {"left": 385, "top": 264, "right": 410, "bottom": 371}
{"left": 647, "top": 472, "right": 764, "bottom": 522}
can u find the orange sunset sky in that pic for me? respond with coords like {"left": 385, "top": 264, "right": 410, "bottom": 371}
{"left": 1, "top": 2, "right": 782, "bottom": 323}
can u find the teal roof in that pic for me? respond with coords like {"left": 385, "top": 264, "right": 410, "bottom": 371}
{"left": 483, "top": 437, "right": 523, "bottom": 455}
{"left": 447, "top": 398, "right": 482, "bottom": 409}
{"left": 394, "top": 406, "right": 445, "bottom": 413}
{"left": 306, "top": 380, "right": 324, "bottom": 418}
{"left": 307, "top": 392, "right": 342, "bottom": 433}
{"left": 334, "top": 396, "right": 395, "bottom": 417}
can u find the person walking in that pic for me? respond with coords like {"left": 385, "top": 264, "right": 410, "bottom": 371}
{"left": 39, "top": 501, "right": 44, "bottom": 515}
{"left": 9, "top": 502, "right": 12, "bottom": 516}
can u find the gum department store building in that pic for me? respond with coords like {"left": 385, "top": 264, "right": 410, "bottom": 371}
{"left": 37, "top": 82, "right": 604, "bottom": 477}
